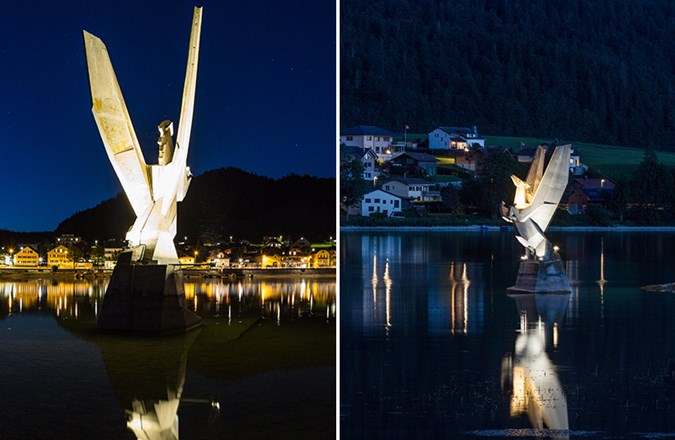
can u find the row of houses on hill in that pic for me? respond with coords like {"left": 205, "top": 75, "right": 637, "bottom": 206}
{"left": 342, "top": 124, "right": 600, "bottom": 217}
{"left": 357, "top": 176, "right": 614, "bottom": 218}
{"left": 341, "top": 124, "right": 586, "bottom": 175}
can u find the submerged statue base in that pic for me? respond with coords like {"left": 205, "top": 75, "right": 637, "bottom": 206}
{"left": 97, "top": 252, "right": 202, "bottom": 335}
{"left": 507, "top": 253, "right": 572, "bottom": 295}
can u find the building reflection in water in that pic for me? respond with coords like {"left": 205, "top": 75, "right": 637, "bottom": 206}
{"left": 502, "top": 292, "right": 571, "bottom": 436}
{"left": 360, "top": 234, "right": 485, "bottom": 335}
{"left": 0, "top": 278, "right": 336, "bottom": 324}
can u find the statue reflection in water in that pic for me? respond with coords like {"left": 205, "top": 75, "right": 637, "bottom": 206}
{"left": 95, "top": 329, "right": 218, "bottom": 439}
{"left": 501, "top": 292, "right": 570, "bottom": 437}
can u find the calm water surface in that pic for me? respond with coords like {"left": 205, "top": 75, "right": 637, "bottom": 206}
{"left": 0, "top": 276, "right": 336, "bottom": 439}
{"left": 341, "top": 231, "right": 675, "bottom": 439}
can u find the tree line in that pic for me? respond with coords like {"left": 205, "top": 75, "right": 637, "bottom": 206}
{"left": 341, "top": 0, "right": 674, "bottom": 150}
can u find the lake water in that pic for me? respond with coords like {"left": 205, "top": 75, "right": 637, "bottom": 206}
{"left": 341, "top": 231, "right": 675, "bottom": 439}
{"left": 0, "top": 276, "right": 336, "bottom": 439}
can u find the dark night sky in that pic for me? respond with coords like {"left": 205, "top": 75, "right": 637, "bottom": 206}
{"left": 0, "top": 0, "right": 336, "bottom": 232}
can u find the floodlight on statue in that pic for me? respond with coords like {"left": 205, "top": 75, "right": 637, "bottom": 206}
{"left": 84, "top": 7, "right": 204, "bottom": 334}
{"left": 503, "top": 145, "right": 572, "bottom": 294}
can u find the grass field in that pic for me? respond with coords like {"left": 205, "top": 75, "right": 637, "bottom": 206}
{"left": 394, "top": 132, "right": 674, "bottom": 179}
{"left": 484, "top": 135, "right": 675, "bottom": 180}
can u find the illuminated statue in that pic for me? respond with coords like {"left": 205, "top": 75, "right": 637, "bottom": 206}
{"left": 503, "top": 145, "right": 571, "bottom": 260}
{"left": 84, "top": 7, "right": 203, "bottom": 333}
{"left": 503, "top": 145, "right": 572, "bottom": 294}
{"left": 84, "top": 7, "right": 202, "bottom": 265}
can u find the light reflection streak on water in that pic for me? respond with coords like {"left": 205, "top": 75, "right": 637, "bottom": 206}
{"left": 449, "top": 262, "right": 471, "bottom": 335}
{"left": 450, "top": 262, "right": 456, "bottom": 335}
{"left": 0, "top": 277, "right": 335, "bottom": 325}
{"left": 384, "top": 259, "right": 392, "bottom": 329}
{"left": 461, "top": 263, "right": 470, "bottom": 335}
{"left": 597, "top": 237, "right": 606, "bottom": 320}
{"left": 372, "top": 253, "right": 378, "bottom": 311}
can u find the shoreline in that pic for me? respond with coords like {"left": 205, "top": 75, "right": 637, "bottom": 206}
{"left": 340, "top": 225, "right": 675, "bottom": 232}
{"left": 0, "top": 267, "right": 335, "bottom": 281}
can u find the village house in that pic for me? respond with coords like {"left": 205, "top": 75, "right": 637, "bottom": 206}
{"left": 13, "top": 246, "right": 39, "bottom": 267}
{"left": 311, "top": 248, "right": 336, "bottom": 268}
{"left": 47, "top": 244, "right": 92, "bottom": 269}
{"left": 178, "top": 252, "right": 196, "bottom": 265}
{"left": 428, "top": 126, "right": 485, "bottom": 150}
{"left": 361, "top": 188, "right": 406, "bottom": 217}
{"left": 566, "top": 178, "right": 616, "bottom": 214}
{"left": 341, "top": 145, "right": 379, "bottom": 180}
{"left": 104, "top": 247, "right": 124, "bottom": 269}
{"left": 47, "top": 245, "right": 71, "bottom": 268}
{"left": 517, "top": 144, "right": 584, "bottom": 175}
{"left": 340, "top": 125, "right": 403, "bottom": 161}
{"left": 386, "top": 152, "right": 438, "bottom": 177}
{"left": 455, "top": 148, "right": 488, "bottom": 172}
{"left": 208, "top": 250, "right": 230, "bottom": 268}
{"left": 381, "top": 177, "right": 441, "bottom": 202}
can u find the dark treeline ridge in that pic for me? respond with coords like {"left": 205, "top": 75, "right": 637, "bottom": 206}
{"left": 55, "top": 167, "right": 336, "bottom": 243}
{"left": 341, "top": 0, "right": 674, "bottom": 150}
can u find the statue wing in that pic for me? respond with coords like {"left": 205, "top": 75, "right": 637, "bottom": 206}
{"left": 518, "top": 145, "right": 571, "bottom": 231}
{"left": 84, "top": 31, "right": 152, "bottom": 217}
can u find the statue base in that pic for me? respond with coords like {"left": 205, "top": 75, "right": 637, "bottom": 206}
{"left": 507, "top": 255, "right": 572, "bottom": 295}
{"left": 97, "top": 254, "right": 202, "bottom": 335}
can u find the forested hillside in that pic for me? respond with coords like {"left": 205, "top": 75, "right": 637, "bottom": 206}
{"left": 341, "top": 0, "right": 674, "bottom": 150}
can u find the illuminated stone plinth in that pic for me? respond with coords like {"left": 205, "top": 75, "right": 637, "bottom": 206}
{"left": 507, "top": 254, "right": 571, "bottom": 295}
{"left": 97, "top": 252, "right": 201, "bottom": 335}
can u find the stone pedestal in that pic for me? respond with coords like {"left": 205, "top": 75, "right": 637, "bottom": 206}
{"left": 507, "top": 256, "right": 572, "bottom": 294}
{"left": 97, "top": 254, "right": 202, "bottom": 335}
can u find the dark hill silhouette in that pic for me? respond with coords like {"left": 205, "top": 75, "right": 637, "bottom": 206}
{"left": 55, "top": 167, "right": 335, "bottom": 243}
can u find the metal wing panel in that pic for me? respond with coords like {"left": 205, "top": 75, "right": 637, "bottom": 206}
{"left": 519, "top": 145, "right": 571, "bottom": 230}
{"left": 525, "top": 146, "right": 546, "bottom": 202}
{"left": 84, "top": 31, "right": 152, "bottom": 216}
{"left": 175, "top": 6, "right": 202, "bottom": 156}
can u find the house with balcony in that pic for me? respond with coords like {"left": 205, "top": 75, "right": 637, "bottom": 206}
{"left": 428, "top": 126, "right": 485, "bottom": 150}
{"left": 340, "top": 125, "right": 403, "bottom": 161}
{"left": 361, "top": 189, "right": 407, "bottom": 217}
{"left": 381, "top": 177, "right": 441, "bottom": 203}
{"left": 341, "top": 145, "right": 379, "bottom": 180}
{"left": 13, "top": 246, "right": 39, "bottom": 267}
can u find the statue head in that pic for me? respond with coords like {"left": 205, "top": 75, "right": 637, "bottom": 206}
{"left": 157, "top": 120, "right": 175, "bottom": 166}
